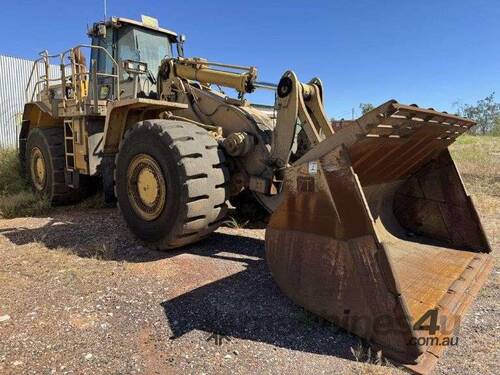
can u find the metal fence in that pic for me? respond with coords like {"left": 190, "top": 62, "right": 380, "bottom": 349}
{"left": 0, "top": 54, "right": 61, "bottom": 148}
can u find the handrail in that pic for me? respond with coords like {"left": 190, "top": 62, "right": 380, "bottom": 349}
{"left": 26, "top": 60, "right": 66, "bottom": 102}
{"left": 25, "top": 51, "right": 64, "bottom": 102}
{"left": 25, "top": 44, "right": 121, "bottom": 107}
{"left": 61, "top": 44, "right": 121, "bottom": 102}
{"left": 25, "top": 57, "right": 45, "bottom": 102}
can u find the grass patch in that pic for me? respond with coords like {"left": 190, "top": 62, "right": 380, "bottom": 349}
{"left": 450, "top": 135, "right": 499, "bottom": 214}
{"left": 0, "top": 149, "right": 49, "bottom": 218}
{"left": 0, "top": 191, "right": 50, "bottom": 219}
{"left": 350, "top": 340, "right": 395, "bottom": 369}
{"left": 78, "top": 192, "right": 108, "bottom": 209}
{"left": 222, "top": 215, "right": 249, "bottom": 229}
{"left": 0, "top": 148, "right": 28, "bottom": 195}
{"left": 0, "top": 148, "right": 106, "bottom": 218}
{"left": 451, "top": 135, "right": 499, "bottom": 184}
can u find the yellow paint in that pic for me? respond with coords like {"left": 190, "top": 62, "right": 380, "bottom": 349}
{"left": 141, "top": 15, "right": 159, "bottom": 29}
{"left": 137, "top": 168, "right": 159, "bottom": 205}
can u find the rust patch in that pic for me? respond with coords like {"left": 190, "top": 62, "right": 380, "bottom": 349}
{"left": 297, "top": 176, "right": 315, "bottom": 192}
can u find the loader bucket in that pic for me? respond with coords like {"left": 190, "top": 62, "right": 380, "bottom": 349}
{"left": 265, "top": 101, "right": 493, "bottom": 374}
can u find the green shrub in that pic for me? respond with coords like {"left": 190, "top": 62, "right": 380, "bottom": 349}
{"left": 0, "top": 149, "right": 50, "bottom": 218}
{"left": 0, "top": 148, "right": 28, "bottom": 195}
{"left": 0, "top": 191, "right": 50, "bottom": 219}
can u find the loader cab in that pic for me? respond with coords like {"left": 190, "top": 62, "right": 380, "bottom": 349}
{"left": 88, "top": 16, "right": 179, "bottom": 100}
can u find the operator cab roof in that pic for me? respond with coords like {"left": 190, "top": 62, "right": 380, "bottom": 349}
{"left": 107, "top": 16, "right": 178, "bottom": 40}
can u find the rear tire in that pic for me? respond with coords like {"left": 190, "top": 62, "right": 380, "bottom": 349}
{"left": 115, "top": 119, "right": 228, "bottom": 250}
{"left": 26, "top": 127, "right": 83, "bottom": 205}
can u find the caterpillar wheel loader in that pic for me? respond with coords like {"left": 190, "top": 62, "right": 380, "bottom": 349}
{"left": 20, "top": 16, "right": 492, "bottom": 374}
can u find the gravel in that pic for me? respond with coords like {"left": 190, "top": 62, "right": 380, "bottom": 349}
{"left": 0, "top": 206, "right": 497, "bottom": 375}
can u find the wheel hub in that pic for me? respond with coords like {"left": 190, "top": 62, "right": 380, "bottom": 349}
{"left": 137, "top": 168, "right": 159, "bottom": 205}
{"left": 127, "top": 154, "right": 166, "bottom": 221}
{"left": 30, "top": 147, "right": 46, "bottom": 191}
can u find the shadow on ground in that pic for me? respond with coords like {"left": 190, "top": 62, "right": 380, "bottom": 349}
{"left": 161, "top": 239, "right": 359, "bottom": 360}
{"left": 0, "top": 208, "right": 359, "bottom": 362}
{"left": 0, "top": 207, "right": 270, "bottom": 261}
{"left": 0, "top": 208, "right": 169, "bottom": 262}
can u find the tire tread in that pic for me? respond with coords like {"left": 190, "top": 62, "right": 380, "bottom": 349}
{"left": 116, "top": 120, "right": 228, "bottom": 250}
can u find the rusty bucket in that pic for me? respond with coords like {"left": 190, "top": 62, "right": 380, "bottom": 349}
{"left": 265, "top": 101, "right": 493, "bottom": 374}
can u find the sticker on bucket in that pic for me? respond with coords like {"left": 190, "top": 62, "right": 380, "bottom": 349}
{"left": 308, "top": 161, "right": 318, "bottom": 175}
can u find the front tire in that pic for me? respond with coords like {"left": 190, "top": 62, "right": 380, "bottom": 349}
{"left": 115, "top": 120, "right": 228, "bottom": 250}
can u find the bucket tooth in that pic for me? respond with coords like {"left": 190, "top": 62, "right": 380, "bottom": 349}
{"left": 265, "top": 102, "right": 493, "bottom": 374}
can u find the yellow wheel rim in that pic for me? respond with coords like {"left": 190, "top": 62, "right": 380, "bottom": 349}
{"left": 30, "top": 147, "right": 46, "bottom": 191}
{"left": 127, "top": 154, "right": 166, "bottom": 221}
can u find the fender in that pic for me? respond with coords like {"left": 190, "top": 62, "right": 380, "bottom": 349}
{"left": 102, "top": 98, "right": 188, "bottom": 155}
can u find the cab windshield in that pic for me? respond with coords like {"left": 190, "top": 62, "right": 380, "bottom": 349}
{"left": 118, "top": 26, "right": 173, "bottom": 76}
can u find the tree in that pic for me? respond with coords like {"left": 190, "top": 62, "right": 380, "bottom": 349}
{"left": 457, "top": 93, "right": 500, "bottom": 135}
{"left": 359, "top": 103, "right": 375, "bottom": 115}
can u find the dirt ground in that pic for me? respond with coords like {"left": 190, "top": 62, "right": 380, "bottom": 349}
{"left": 0, "top": 199, "right": 497, "bottom": 375}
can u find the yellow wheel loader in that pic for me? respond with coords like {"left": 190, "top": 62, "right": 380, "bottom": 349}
{"left": 20, "top": 16, "right": 492, "bottom": 374}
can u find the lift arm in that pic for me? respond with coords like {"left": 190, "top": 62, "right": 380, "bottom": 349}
{"left": 270, "top": 71, "right": 334, "bottom": 167}
{"left": 162, "top": 57, "right": 335, "bottom": 169}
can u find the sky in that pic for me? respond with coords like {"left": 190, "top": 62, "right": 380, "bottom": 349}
{"left": 1, "top": 0, "right": 499, "bottom": 118}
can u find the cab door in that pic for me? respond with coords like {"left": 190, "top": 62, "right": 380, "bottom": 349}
{"left": 89, "top": 26, "right": 117, "bottom": 101}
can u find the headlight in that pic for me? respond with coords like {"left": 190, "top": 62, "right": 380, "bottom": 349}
{"left": 123, "top": 60, "right": 148, "bottom": 74}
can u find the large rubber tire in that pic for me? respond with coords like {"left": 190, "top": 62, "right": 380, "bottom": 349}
{"left": 115, "top": 119, "right": 229, "bottom": 250}
{"left": 25, "top": 127, "right": 83, "bottom": 205}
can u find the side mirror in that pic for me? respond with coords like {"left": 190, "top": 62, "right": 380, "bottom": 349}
{"left": 88, "top": 23, "right": 107, "bottom": 38}
{"left": 97, "top": 24, "right": 107, "bottom": 38}
{"left": 176, "top": 34, "right": 186, "bottom": 57}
